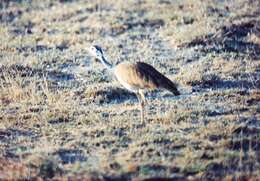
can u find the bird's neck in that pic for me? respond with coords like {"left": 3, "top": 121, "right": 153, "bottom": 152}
{"left": 100, "top": 55, "right": 113, "bottom": 70}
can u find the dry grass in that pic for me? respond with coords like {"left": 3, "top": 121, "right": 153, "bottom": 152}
{"left": 0, "top": 0, "right": 259, "bottom": 180}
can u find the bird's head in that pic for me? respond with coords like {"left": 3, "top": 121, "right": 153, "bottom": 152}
{"left": 87, "top": 45, "right": 104, "bottom": 60}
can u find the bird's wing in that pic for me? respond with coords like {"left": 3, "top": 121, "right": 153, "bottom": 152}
{"left": 114, "top": 62, "right": 155, "bottom": 90}
{"left": 135, "top": 62, "right": 180, "bottom": 95}
{"left": 114, "top": 62, "right": 180, "bottom": 95}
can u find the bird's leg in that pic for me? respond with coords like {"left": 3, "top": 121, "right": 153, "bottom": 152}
{"left": 136, "top": 93, "right": 143, "bottom": 124}
{"left": 137, "top": 91, "right": 146, "bottom": 125}
{"left": 139, "top": 90, "right": 147, "bottom": 105}
{"left": 140, "top": 99, "right": 144, "bottom": 124}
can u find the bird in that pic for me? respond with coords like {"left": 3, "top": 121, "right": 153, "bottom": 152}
{"left": 87, "top": 45, "right": 180, "bottom": 124}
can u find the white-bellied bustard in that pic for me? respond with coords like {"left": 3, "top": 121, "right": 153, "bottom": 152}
{"left": 87, "top": 45, "right": 180, "bottom": 124}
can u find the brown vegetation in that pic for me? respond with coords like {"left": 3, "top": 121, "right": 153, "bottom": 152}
{"left": 0, "top": 0, "right": 259, "bottom": 180}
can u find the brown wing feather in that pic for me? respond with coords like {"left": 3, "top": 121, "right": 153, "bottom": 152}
{"left": 114, "top": 62, "right": 152, "bottom": 89}
{"left": 135, "top": 62, "right": 180, "bottom": 95}
{"left": 114, "top": 62, "right": 180, "bottom": 95}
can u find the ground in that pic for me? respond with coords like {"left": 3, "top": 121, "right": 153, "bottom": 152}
{"left": 0, "top": 0, "right": 259, "bottom": 180}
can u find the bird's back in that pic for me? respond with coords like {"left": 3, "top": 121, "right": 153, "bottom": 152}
{"left": 113, "top": 62, "right": 180, "bottom": 95}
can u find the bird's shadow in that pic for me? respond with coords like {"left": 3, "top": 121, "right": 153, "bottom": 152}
{"left": 90, "top": 87, "right": 137, "bottom": 104}
{"left": 94, "top": 88, "right": 184, "bottom": 105}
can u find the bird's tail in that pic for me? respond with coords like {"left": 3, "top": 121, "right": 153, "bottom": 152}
{"left": 160, "top": 76, "right": 180, "bottom": 96}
